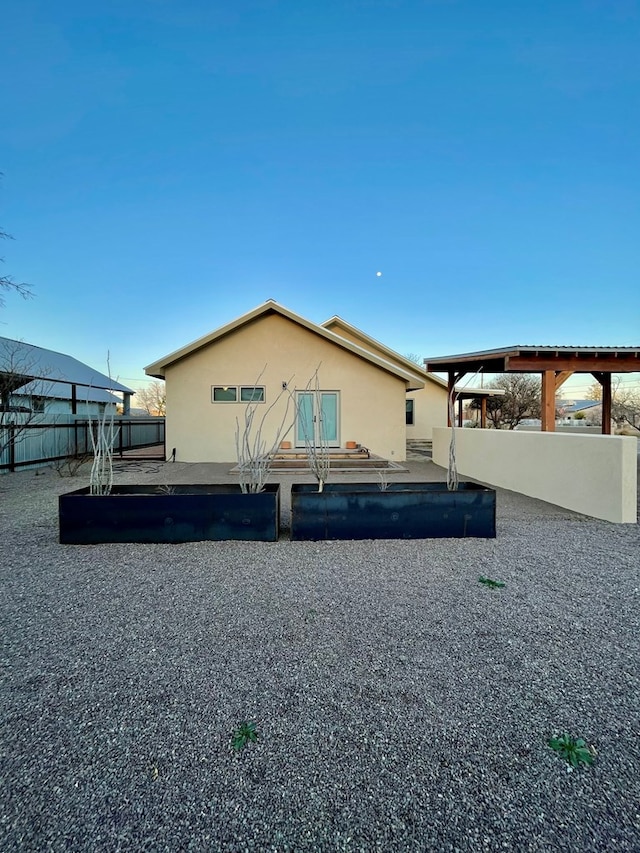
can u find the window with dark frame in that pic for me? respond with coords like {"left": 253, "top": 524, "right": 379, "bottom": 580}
{"left": 212, "top": 386, "right": 238, "bottom": 402}
{"left": 406, "top": 399, "right": 415, "bottom": 425}
{"left": 240, "top": 386, "right": 265, "bottom": 403}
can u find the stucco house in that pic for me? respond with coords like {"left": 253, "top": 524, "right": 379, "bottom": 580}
{"left": 145, "top": 300, "right": 446, "bottom": 463}
{"left": 321, "top": 315, "right": 448, "bottom": 442}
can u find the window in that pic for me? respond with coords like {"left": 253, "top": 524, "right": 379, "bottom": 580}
{"left": 212, "top": 386, "right": 238, "bottom": 402}
{"left": 240, "top": 386, "right": 265, "bottom": 403}
{"left": 406, "top": 399, "right": 415, "bottom": 425}
{"left": 32, "top": 397, "right": 45, "bottom": 414}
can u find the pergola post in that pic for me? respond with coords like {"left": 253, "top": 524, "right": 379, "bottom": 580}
{"left": 541, "top": 370, "right": 556, "bottom": 431}
{"left": 480, "top": 396, "right": 487, "bottom": 428}
{"left": 592, "top": 372, "right": 612, "bottom": 434}
{"left": 447, "top": 371, "right": 465, "bottom": 427}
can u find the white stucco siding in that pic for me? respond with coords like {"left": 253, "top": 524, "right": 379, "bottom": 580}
{"left": 407, "top": 383, "right": 449, "bottom": 440}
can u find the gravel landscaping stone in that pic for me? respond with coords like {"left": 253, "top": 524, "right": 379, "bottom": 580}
{"left": 1, "top": 460, "right": 638, "bottom": 851}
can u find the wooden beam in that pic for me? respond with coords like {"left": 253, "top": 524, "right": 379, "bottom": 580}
{"left": 541, "top": 370, "right": 556, "bottom": 431}
{"left": 554, "top": 371, "right": 574, "bottom": 391}
{"left": 510, "top": 355, "right": 639, "bottom": 372}
{"left": 480, "top": 396, "right": 487, "bottom": 429}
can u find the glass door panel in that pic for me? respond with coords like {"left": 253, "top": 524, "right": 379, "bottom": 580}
{"left": 296, "top": 392, "right": 315, "bottom": 445}
{"left": 296, "top": 391, "right": 339, "bottom": 446}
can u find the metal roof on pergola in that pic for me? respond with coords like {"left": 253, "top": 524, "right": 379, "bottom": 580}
{"left": 424, "top": 346, "right": 640, "bottom": 433}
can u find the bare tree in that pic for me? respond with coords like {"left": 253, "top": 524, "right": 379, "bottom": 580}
{"left": 481, "top": 374, "right": 541, "bottom": 429}
{"left": 585, "top": 382, "right": 603, "bottom": 402}
{"left": 404, "top": 352, "right": 423, "bottom": 366}
{"left": 585, "top": 376, "right": 640, "bottom": 428}
{"left": 0, "top": 339, "right": 51, "bottom": 461}
{"left": 136, "top": 380, "right": 166, "bottom": 416}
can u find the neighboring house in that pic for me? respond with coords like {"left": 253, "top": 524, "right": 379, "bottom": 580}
{"left": 321, "top": 315, "right": 449, "bottom": 440}
{"left": 556, "top": 399, "right": 601, "bottom": 424}
{"left": 12, "top": 380, "right": 120, "bottom": 418}
{"left": 0, "top": 335, "right": 134, "bottom": 415}
{"left": 144, "top": 300, "right": 435, "bottom": 463}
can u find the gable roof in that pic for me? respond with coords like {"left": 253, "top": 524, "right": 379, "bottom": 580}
{"left": 145, "top": 300, "right": 426, "bottom": 390}
{"left": 0, "top": 336, "right": 133, "bottom": 395}
{"left": 323, "top": 315, "right": 447, "bottom": 389}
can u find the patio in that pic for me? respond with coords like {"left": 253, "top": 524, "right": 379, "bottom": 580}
{"left": 1, "top": 459, "right": 638, "bottom": 851}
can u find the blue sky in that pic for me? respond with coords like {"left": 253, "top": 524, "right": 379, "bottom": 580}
{"left": 1, "top": 0, "right": 639, "bottom": 397}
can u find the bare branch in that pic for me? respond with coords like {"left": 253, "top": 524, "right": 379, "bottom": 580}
{"left": 1, "top": 175, "right": 34, "bottom": 307}
{"left": 295, "top": 366, "right": 330, "bottom": 492}
{"left": 235, "top": 366, "right": 295, "bottom": 493}
{"left": 88, "top": 353, "right": 120, "bottom": 495}
{"left": 0, "top": 339, "right": 53, "bottom": 459}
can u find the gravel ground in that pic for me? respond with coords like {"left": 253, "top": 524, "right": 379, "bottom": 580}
{"left": 1, "top": 460, "right": 639, "bottom": 852}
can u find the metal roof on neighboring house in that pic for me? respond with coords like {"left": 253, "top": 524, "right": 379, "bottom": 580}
{"left": 0, "top": 336, "right": 134, "bottom": 394}
{"left": 557, "top": 399, "right": 600, "bottom": 414}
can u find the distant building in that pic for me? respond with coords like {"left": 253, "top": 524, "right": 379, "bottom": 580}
{"left": 11, "top": 379, "right": 121, "bottom": 418}
{"left": 556, "top": 399, "right": 601, "bottom": 424}
{"left": 0, "top": 335, "right": 134, "bottom": 417}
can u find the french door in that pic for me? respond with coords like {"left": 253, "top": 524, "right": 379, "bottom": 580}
{"left": 296, "top": 391, "right": 339, "bottom": 447}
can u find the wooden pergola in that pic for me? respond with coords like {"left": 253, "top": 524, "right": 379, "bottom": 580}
{"left": 452, "top": 387, "right": 505, "bottom": 428}
{"left": 424, "top": 346, "right": 640, "bottom": 434}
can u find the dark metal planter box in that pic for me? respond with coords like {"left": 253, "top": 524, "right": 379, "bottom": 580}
{"left": 290, "top": 482, "right": 496, "bottom": 541}
{"left": 59, "top": 484, "right": 280, "bottom": 544}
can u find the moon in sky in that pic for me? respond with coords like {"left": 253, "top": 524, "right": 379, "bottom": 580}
{"left": 376, "top": 271, "right": 382, "bottom": 277}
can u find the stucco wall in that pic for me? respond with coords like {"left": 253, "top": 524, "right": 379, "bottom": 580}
{"left": 324, "top": 320, "right": 447, "bottom": 441}
{"left": 407, "top": 383, "right": 448, "bottom": 441}
{"left": 432, "top": 427, "right": 638, "bottom": 523}
{"left": 166, "top": 313, "right": 408, "bottom": 463}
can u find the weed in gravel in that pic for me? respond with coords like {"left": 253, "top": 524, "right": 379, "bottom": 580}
{"left": 52, "top": 454, "right": 92, "bottom": 477}
{"left": 232, "top": 721, "right": 259, "bottom": 752}
{"left": 478, "top": 575, "right": 506, "bottom": 589}
{"left": 548, "top": 733, "right": 596, "bottom": 768}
